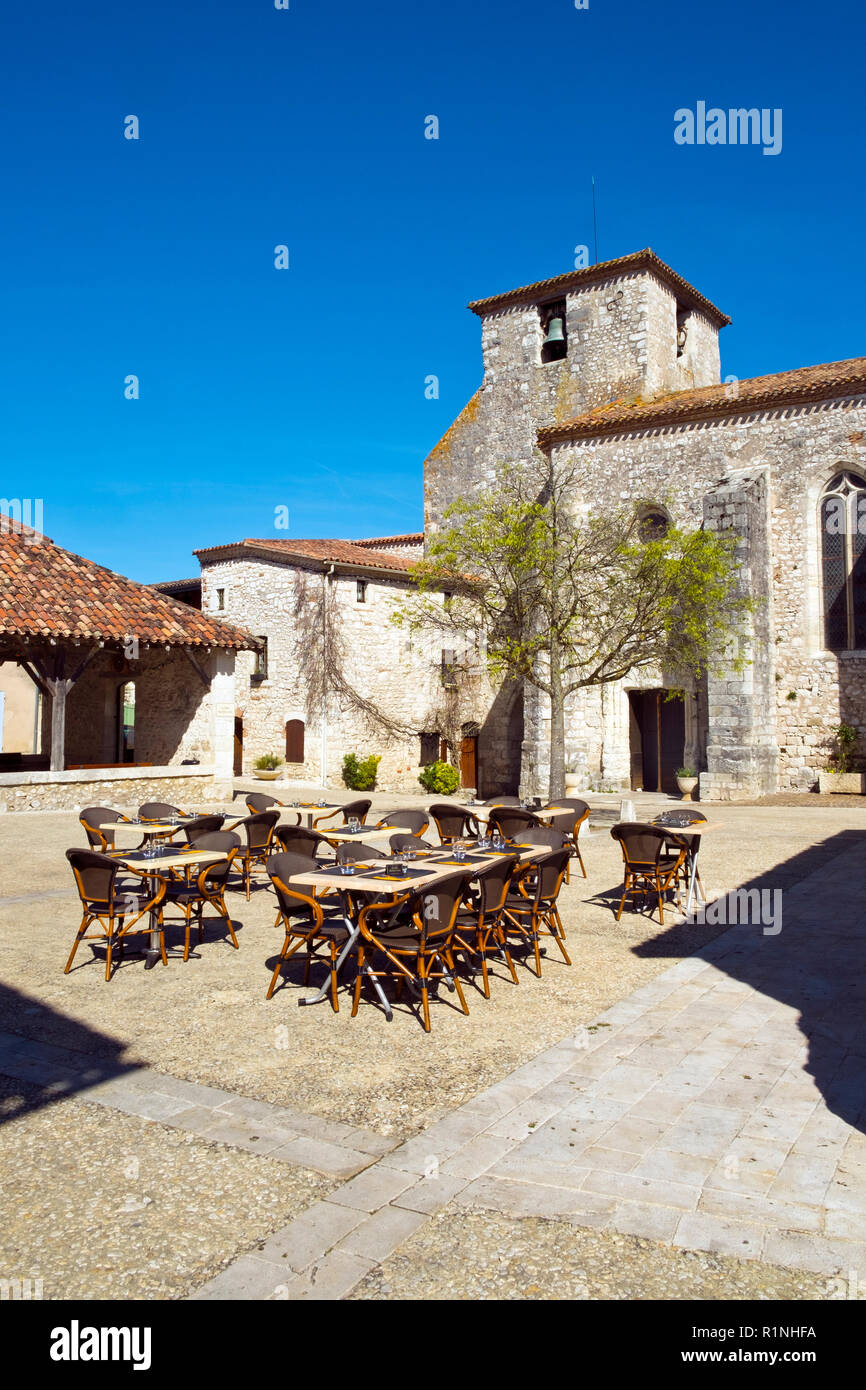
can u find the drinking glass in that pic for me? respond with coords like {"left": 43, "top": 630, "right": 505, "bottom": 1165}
{"left": 453, "top": 839, "right": 467, "bottom": 862}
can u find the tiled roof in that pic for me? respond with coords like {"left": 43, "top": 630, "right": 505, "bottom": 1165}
{"left": 194, "top": 537, "right": 418, "bottom": 575}
{"left": 0, "top": 524, "right": 255, "bottom": 648}
{"left": 467, "top": 248, "right": 731, "bottom": 329}
{"left": 151, "top": 577, "right": 202, "bottom": 591}
{"left": 538, "top": 357, "right": 866, "bottom": 446}
{"left": 353, "top": 534, "right": 424, "bottom": 547}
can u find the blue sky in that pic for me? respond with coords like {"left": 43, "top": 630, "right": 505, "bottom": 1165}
{"left": 1, "top": 0, "right": 862, "bottom": 581}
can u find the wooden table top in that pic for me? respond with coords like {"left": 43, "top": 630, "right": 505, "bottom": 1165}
{"left": 291, "top": 843, "right": 547, "bottom": 895}
{"left": 114, "top": 848, "right": 229, "bottom": 871}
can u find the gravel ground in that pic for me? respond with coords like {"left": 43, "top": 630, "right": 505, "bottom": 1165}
{"left": 2, "top": 797, "right": 863, "bottom": 1141}
{"left": 349, "top": 1207, "right": 837, "bottom": 1301}
{"left": 0, "top": 1075, "right": 334, "bottom": 1300}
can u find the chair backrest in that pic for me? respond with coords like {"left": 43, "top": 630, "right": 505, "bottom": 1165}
{"left": 412, "top": 871, "right": 474, "bottom": 945}
{"left": 79, "top": 806, "right": 126, "bottom": 850}
{"left": 610, "top": 823, "right": 671, "bottom": 867}
{"left": 139, "top": 801, "right": 184, "bottom": 821}
{"left": 267, "top": 852, "right": 321, "bottom": 920}
{"left": 377, "top": 809, "right": 429, "bottom": 835}
{"left": 195, "top": 844, "right": 239, "bottom": 889}
{"left": 336, "top": 841, "right": 386, "bottom": 864}
{"left": 545, "top": 805, "right": 589, "bottom": 837}
{"left": 193, "top": 830, "right": 241, "bottom": 853}
{"left": 389, "top": 833, "right": 435, "bottom": 853}
{"left": 535, "top": 848, "right": 571, "bottom": 903}
{"left": 238, "top": 810, "right": 281, "bottom": 850}
{"left": 488, "top": 807, "right": 539, "bottom": 839}
{"left": 485, "top": 795, "right": 521, "bottom": 806}
{"left": 184, "top": 814, "right": 226, "bottom": 844}
{"left": 475, "top": 854, "right": 520, "bottom": 916}
{"left": 274, "top": 825, "right": 330, "bottom": 859}
{"left": 246, "top": 792, "right": 282, "bottom": 813}
{"left": 340, "top": 799, "right": 372, "bottom": 824}
{"left": 429, "top": 803, "right": 477, "bottom": 842}
{"left": 66, "top": 847, "right": 119, "bottom": 907}
{"left": 519, "top": 826, "right": 566, "bottom": 851}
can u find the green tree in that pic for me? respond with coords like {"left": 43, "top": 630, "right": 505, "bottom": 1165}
{"left": 400, "top": 456, "right": 752, "bottom": 802}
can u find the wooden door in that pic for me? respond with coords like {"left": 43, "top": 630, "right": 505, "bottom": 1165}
{"left": 659, "top": 694, "right": 685, "bottom": 794}
{"left": 460, "top": 735, "right": 478, "bottom": 788}
{"left": 233, "top": 716, "right": 243, "bottom": 776}
{"left": 285, "top": 719, "right": 305, "bottom": 764}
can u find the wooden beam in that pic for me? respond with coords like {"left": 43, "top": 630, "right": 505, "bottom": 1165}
{"left": 50, "top": 680, "right": 69, "bottom": 772}
{"left": 180, "top": 646, "right": 211, "bottom": 688}
{"left": 18, "top": 660, "right": 51, "bottom": 699}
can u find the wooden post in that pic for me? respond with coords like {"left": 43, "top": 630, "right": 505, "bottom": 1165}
{"left": 50, "top": 680, "right": 68, "bottom": 771}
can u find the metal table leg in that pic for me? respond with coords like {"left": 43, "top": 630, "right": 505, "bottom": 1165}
{"left": 684, "top": 837, "right": 705, "bottom": 914}
{"left": 144, "top": 871, "right": 162, "bottom": 969}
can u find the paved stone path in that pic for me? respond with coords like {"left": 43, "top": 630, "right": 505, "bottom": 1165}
{"left": 2, "top": 831, "right": 864, "bottom": 1299}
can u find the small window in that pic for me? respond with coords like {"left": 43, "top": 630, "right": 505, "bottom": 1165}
{"left": 638, "top": 509, "right": 670, "bottom": 542}
{"left": 441, "top": 649, "right": 456, "bottom": 687}
{"left": 540, "top": 299, "right": 567, "bottom": 364}
{"left": 676, "top": 305, "right": 691, "bottom": 358}
{"left": 216, "top": 588, "right": 225, "bottom": 611}
{"left": 420, "top": 732, "right": 440, "bottom": 764}
{"left": 252, "top": 636, "right": 268, "bottom": 682}
{"left": 356, "top": 580, "right": 367, "bottom": 603}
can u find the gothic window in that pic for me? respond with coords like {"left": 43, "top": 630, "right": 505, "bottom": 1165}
{"left": 821, "top": 472, "right": 866, "bottom": 651}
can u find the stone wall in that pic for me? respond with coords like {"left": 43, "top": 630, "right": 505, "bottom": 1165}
{"left": 198, "top": 555, "right": 517, "bottom": 796}
{"left": 0, "top": 767, "right": 225, "bottom": 814}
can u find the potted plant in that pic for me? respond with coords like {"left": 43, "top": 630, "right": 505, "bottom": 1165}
{"left": 818, "top": 723, "right": 865, "bottom": 793}
{"left": 342, "top": 753, "right": 382, "bottom": 791}
{"left": 564, "top": 761, "right": 582, "bottom": 794}
{"left": 675, "top": 765, "right": 699, "bottom": 800}
{"left": 253, "top": 753, "right": 284, "bottom": 781}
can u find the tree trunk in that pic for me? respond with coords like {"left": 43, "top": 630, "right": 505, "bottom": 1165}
{"left": 548, "top": 641, "right": 566, "bottom": 803}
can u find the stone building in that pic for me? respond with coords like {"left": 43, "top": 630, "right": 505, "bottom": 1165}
{"left": 423, "top": 248, "right": 866, "bottom": 800}
{"left": 172, "top": 536, "right": 521, "bottom": 796}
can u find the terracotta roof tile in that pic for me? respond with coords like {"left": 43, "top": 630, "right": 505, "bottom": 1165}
{"left": 194, "top": 538, "right": 418, "bottom": 574}
{"left": 468, "top": 248, "right": 731, "bottom": 328}
{"left": 0, "top": 524, "right": 254, "bottom": 648}
{"left": 538, "top": 356, "right": 866, "bottom": 446}
{"left": 353, "top": 534, "right": 424, "bottom": 547}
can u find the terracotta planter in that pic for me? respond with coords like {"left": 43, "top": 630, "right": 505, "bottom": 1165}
{"left": 253, "top": 769, "right": 283, "bottom": 781}
{"left": 565, "top": 772, "right": 581, "bottom": 793}
{"left": 676, "top": 776, "right": 699, "bottom": 800}
{"left": 818, "top": 771, "right": 866, "bottom": 794}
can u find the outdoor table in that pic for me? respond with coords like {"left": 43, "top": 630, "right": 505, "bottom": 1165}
{"left": 284, "top": 802, "right": 343, "bottom": 830}
{"left": 322, "top": 823, "right": 405, "bottom": 846}
{"left": 289, "top": 842, "right": 550, "bottom": 1014}
{"left": 113, "top": 846, "right": 229, "bottom": 968}
{"left": 636, "top": 817, "right": 722, "bottom": 914}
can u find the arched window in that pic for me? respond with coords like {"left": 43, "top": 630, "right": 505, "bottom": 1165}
{"left": 638, "top": 507, "right": 670, "bottom": 542}
{"left": 820, "top": 472, "right": 866, "bottom": 651}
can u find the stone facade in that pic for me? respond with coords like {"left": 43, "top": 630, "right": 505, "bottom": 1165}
{"left": 196, "top": 551, "right": 521, "bottom": 797}
{"left": 0, "top": 766, "right": 227, "bottom": 815}
{"left": 423, "top": 252, "right": 866, "bottom": 800}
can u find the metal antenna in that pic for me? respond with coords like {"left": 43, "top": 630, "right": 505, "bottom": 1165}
{"left": 592, "top": 176, "right": 599, "bottom": 264}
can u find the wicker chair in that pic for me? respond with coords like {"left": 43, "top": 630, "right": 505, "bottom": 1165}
{"left": 487, "top": 806, "right": 540, "bottom": 841}
{"left": 375, "top": 809, "right": 430, "bottom": 837}
{"left": 139, "top": 801, "right": 186, "bottom": 821}
{"left": 312, "top": 798, "right": 371, "bottom": 831}
{"left": 266, "top": 852, "right": 353, "bottom": 1010}
{"left": 389, "top": 833, "right": 436, "bottom": 854}
{"left": 335, "top": 841, "right": 386, "bottom": 865}
{"left": 451, "top": 855, "right": 520, "bottom": 997}
{"left": 502, "top": 848, "right": 572, "bottom": 976}
{"left": 544, "top": 800, "right": 590, "bottom": 880}
{"left": 160, "top": 832, "right": 240, "bottom": 961}
{"left": 273, "top": 824, "right": 333, "bottom": 859}
{"left": 79, "top": 806, "right": 133, "bottom": 853}
{"left": 64, "top": 848, "right": 167, "bottom": 981}
{"left": 429, "top": 803, "right": 480, "bottom": 845}
{"left": 183, "top": 815, "right": 226, "bottom": 845}
{"left": 518, "top": 826, "right": 567, "bottom": 852}
{"left": 233, "top": 811, "right": 281, "bottom": 898}
{"left": 245, "top": 792, "right": 301, "bottom": 826}
{"left": 353, "top": 871, "right": 474, "bottom": 1031}
{"left": 610, "top": 823, "right": 687, "bottom": 926}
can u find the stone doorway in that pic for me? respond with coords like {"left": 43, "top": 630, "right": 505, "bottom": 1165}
{"left": 628, "top": 689, "right": 685, "bottom": 794}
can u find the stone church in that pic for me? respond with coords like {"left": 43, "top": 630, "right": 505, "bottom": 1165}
{"left": 163, "top": 248, "right": 866, "bottom": 801}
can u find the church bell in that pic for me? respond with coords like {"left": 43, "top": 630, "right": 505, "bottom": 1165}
{"left": 543, "top": 316, "right": 565, "bottom": 345}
